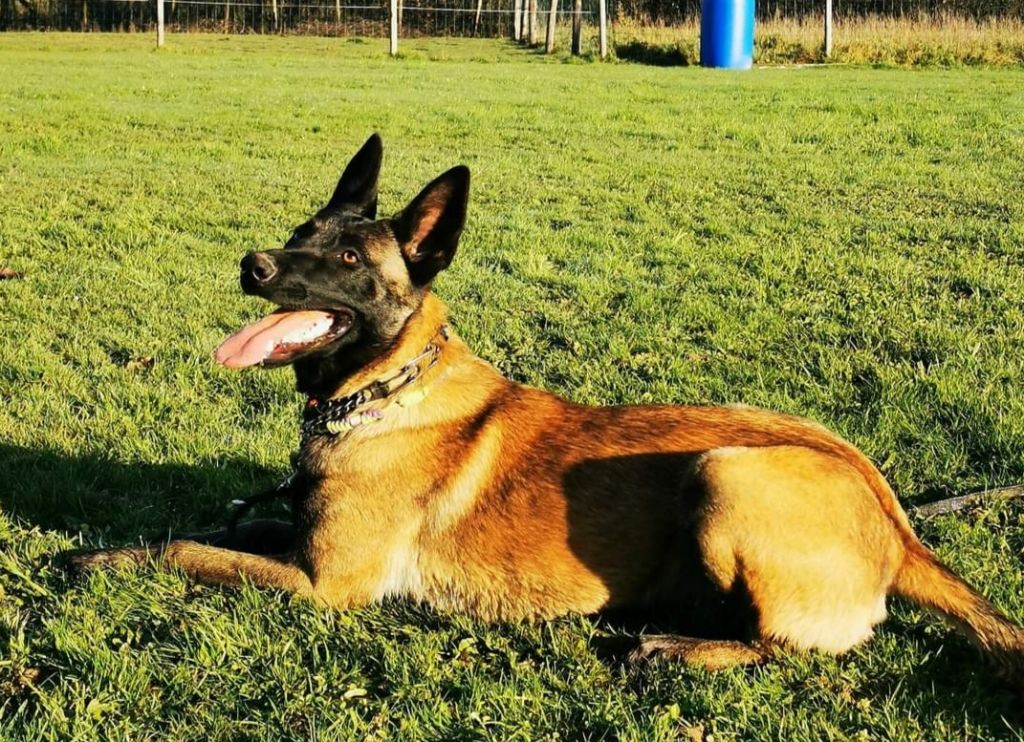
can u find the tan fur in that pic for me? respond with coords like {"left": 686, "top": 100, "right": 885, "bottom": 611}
{"left": 73, "top": 292, "right": 1024, "bottom": 681}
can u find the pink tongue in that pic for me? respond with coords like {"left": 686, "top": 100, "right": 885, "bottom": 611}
{"left": 214, "top": 310, "right": 335, "bottom": 368}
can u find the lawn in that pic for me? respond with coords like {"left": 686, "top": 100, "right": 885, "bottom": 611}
{"left": 1, "top": 33, "right": 1023, "bottom": 739}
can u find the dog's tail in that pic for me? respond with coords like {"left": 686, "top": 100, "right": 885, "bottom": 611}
{"left": 892, "top": 542, "right": 1024, "bottom": 690}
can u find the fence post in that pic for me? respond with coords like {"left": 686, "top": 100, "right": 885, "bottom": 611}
{"left": 570, "top": 0, "right": 581, "bottom": 54}
{"left": 334, "top": 0, "right": 340, "bottom": 25}
{"left": 271, "top": 0, "right": 278, "bottom": 31}
{"left": 512, "top": 0, "right": 522, "bottom": 39}
{"left": 389, "top": 0, "right": 398, "bottom": 55}
{"left": 597, "top": 0, "right": 607, "bottom": 58}
{"left": 824, "top": 0, "right": 833, "bottom": 57}
{"left": 527, "top": 0, "right": 537, "bottom": 44}
{"left": 474, "top": 0, "right": 483, "bottom": 34}
{"left": 156, "top": 0, "right": 164, "bottom": 45}
{"left": 544, "top": 0, "right": 557, "bottom": 52}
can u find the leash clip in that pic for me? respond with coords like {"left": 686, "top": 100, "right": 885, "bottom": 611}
{"left": 225, "top": 469, "right": 298, "bottom": 533}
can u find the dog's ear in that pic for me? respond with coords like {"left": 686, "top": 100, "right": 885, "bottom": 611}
{"left": 327, "top": 133, "right": 383, "bottom": 218}
{"left": 392, "top": 165, "right": 470, "bottom": 286}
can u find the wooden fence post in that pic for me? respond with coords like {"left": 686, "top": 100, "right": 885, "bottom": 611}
{"left": 270, "top": 0, "right": 278, "bottom": 31}
{"left": 334, "top": 0, "right": 340, "bottom": 26}
{"left": 156, "top": 0, "right": 164, "bottom": 45}
{"left": 389, "top": 0, "right": 398, "bottom": 55}
{"left": 512, "top": 0, "right": 522, "bottom": 39}
{"left": 544, "top": 0, "right": 557, "bottom": 52}
{"left": 527, "top": 0, "right": 537, "bottom": 44}
{"left": 824, "top": 0, "right": 833, "bottom": 57}
{"left": 597, "top": 0, "right": 607, "bottom": 58}
{"left": 571, "top": 0, "right": 581, "bottom": 54}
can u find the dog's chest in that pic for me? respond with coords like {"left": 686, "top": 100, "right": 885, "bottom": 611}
{"left": 371, "top": 525, "right": 426, "bottom": 601}
{"left": 297, "top": 454, "right": 435, "bottom": 601}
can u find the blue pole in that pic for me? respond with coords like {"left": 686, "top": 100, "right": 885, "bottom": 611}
{"left": 700, "top": 0, "right": 754, "bottom": 69}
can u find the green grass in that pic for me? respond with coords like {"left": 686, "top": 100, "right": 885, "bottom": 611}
{"left": 2, "top": 32, "right": 1024, "bottom": 739}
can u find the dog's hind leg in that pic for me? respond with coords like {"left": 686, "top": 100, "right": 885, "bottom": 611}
{"left": 628, "top": 635, "right": 772, "bottom": 670}
{"left": 691, "top": 446, "right": 901, "bottom": 654}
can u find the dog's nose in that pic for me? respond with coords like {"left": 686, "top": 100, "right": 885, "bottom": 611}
{"left": 241, "top": 251, "right": 277, "bottom": 284}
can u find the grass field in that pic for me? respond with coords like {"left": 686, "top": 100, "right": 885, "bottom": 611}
{"left": 2, "top": 33, "right": 1024, "bottom": 739}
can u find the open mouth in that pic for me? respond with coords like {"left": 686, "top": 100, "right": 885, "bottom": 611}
{"left": 214, "top": 308, "right": 355, "bottom": 369}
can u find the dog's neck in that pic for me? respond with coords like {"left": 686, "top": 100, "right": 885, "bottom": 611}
{"left": 299, "top": 293, "right": 452, "bottom": 402}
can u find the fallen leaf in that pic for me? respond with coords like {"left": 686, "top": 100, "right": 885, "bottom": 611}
{"left": 0, "top": 268, "right": 21, "bottom": 280}
{"left": 125, "top": 356, "right": 156, "bottom": 373}
{"left": 86, "top": 697, "right": 115, "bottom": 720}
{"left": 683, "top": 723, "right": 705, "bottom": 742}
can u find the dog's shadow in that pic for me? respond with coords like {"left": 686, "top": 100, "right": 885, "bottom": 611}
{"left": 0, "top": 442, "right": 286, "bottom": 541}
{"left": 2, "top": 442, "right": 1020, "bottom": 730}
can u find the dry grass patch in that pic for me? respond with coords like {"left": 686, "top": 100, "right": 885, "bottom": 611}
{"left": 614, "top": 14, "right": 1024, "bottom": 65}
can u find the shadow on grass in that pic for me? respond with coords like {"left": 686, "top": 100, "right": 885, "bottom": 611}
{"left": 614, "top": 40, "right": 697, "bottom": 66}
{"left": 862, "top": 617, "right": 1011, "bottom": 705}
{"left": 0, "top": 442, "right": 283, "bottom": 540}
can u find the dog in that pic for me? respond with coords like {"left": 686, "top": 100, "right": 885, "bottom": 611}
{"left": 69, "top": 133, "right": 1024, "bottom": 686}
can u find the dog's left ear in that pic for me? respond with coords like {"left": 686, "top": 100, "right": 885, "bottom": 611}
{"left": 327, "top": 133, "right": 383, "bottom": 218}
{"left": 393, "top": 165, "right": 470, "bottom": 286}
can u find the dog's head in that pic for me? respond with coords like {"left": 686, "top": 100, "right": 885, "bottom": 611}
{"left": 214, "top": 134, "right": 469, "bottom": 394}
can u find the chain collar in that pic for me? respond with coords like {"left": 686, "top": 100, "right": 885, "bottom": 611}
{"left": 298, "top": 324, "right": 449, "bottom": 447}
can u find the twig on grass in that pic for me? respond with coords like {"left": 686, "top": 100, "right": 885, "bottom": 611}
{"left": 914, "top": 484, "right": 1024, "bottom": 517}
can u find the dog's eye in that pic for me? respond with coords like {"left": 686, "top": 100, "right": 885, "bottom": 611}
{"left": 339, "top": 249, "right": 361, "bottom": 266}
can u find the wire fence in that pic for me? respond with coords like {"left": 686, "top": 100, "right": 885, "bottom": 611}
{"left": 1, "top": 0, "right": 1020, "bottom": 32}
{"left": 0, "top": 0, "right": 601, "bottom": 33}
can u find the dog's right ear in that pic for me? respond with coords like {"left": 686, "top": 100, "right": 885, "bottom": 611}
{"left": 326, "top": 133, "right": 383, "bottom": 219}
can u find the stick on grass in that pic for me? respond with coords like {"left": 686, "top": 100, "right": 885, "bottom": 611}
{"left": 914, "top": 485, "right": 1024, "bottom": 517}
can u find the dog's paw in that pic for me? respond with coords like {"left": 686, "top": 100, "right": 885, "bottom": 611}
{"left": 58, "top": 548, "right": 145, "bottom": 577}
{"left": 626, "top": 634, "right": 686, "bottom": 665}
{"left": 626, "top": 635, "right": 771, "bottom": 670}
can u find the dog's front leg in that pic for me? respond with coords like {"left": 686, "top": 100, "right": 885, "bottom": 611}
{"left": 66, "top": 540, "right": 314, "bottom": 597}
{"left": 176, "top": 518, "right": 297, "bottom": 556}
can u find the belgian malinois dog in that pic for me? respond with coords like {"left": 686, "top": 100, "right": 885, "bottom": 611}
{"left": 70, "top": 134, "right": 1024, "bottom": 686}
